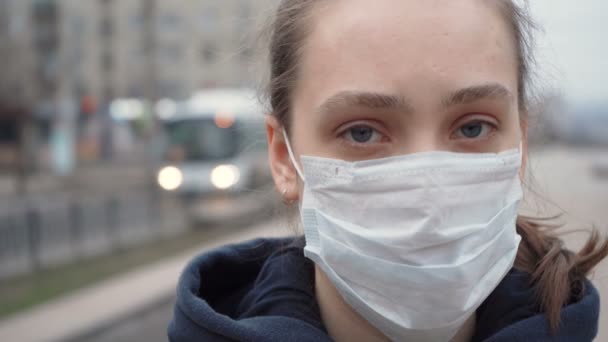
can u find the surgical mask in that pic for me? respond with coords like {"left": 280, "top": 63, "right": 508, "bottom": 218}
{"left": 283, "top": 130, "right": 523, "bottom": 342}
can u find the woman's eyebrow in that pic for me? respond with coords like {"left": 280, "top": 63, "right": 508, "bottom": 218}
{"left": 442, "top": 83, "right": 514, "bottom": 108}
{"left": 315, "top": 83, "right": 513, "bottom": 116}
{"left": 315, "top": 91, "right": 414, "bottom": 116}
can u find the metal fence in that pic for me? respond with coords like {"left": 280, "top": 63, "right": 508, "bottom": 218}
{"left": 0, "top": 189, "right": 187, "bottom": 281}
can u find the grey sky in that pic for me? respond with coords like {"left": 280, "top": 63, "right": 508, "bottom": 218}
{"left": 530, "top": 1, "right": 608, "bottom": 104}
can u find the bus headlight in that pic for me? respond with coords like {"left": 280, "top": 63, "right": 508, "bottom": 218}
{"left": 158, "top": 166, "right": 183, "bottom": 191}
{"left": 211, "top": 165, "right": 240, "bottom": 190}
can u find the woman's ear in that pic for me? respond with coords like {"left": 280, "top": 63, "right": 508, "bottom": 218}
{"left": 266, "top": 115, "right": 300, "bottom": 202}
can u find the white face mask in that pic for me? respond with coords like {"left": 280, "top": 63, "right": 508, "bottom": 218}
{"left": 283, "top": 131, "right": 523, "bottom": 342}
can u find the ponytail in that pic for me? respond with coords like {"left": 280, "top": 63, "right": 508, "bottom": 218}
{"left": 515, "top": 216, "right": 608, "bottom": 332}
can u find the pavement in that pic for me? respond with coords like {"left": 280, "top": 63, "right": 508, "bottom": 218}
{"left": 0, "top": 216, "right": 292, "bottom": 342}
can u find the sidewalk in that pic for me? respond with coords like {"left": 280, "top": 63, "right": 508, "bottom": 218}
{"left": 0, "top": 217, "right": 291, "bottom": 342}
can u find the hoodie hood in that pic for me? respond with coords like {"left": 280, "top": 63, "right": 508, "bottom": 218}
{"left": 168, "top": 238, "right": 330, "bottom": 342}
{"left": 168, "top": 237, "right": 600, "bottom": 342}
{"left": 474, "top": 266, "right": 600, "bottom": 341}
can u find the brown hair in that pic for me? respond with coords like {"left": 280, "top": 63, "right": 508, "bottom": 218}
{"left": 263, "top": 0, "right": 608, "bottom": 333}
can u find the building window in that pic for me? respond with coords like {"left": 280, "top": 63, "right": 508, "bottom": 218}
{"left": 33, "top": 0, "right": 58, "bottom": 20}
{"left": 71, "top": 16, "right": 86, "bottom": 34}
{"left": 159, "top": 13, "right": 181, "bottom": 32}
{"left": 129, "top": 14, "right": 143, "bottom": 29}
{"left": 0, "top": 120, "right": 19, "bottom": 144}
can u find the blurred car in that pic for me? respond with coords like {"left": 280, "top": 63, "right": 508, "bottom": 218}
{"left": 156, "top": 89, "right": 273, "bottom": 224}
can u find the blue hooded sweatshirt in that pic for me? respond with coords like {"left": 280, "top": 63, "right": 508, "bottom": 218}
{"left": 168, "top": 237, "right": 600, "bottom": 341}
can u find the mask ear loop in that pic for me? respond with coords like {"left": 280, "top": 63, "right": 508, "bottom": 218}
{"left": 282, "top": 129, "right": 306, "bottom": 182}
{"left": 518, "top": 141, "right": 525, "bottom": 166}
{"left": 518, "top": 141, "right": 523, "bottom": 153}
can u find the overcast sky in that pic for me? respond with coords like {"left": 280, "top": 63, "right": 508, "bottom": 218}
{"left": 529, "top": 1, "right": 608, "bottom": 105}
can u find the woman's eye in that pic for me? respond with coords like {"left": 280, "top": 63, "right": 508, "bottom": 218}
{"left": 453, "top": 121, "right": 495, "bottom": 140}
{"left": 342, "top": 125, "right": 383, "bottom": 144}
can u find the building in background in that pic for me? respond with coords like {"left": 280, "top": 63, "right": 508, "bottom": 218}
{"left": 59, "top": 0, "right": 276, "bottom": 101}
{"left": 0, "top": 0, "right": 277, "bottom": 174}
{"left": 0, "top": 0, "right": 35, "bottom": 189}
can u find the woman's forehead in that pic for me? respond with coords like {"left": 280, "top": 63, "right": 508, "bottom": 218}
{"left": 297, "top": 0, "right": 519, "bottom": 107}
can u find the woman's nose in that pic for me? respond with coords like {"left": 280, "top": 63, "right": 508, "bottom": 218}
{"left": 398, "top": 133, "right": 443, "bottom": 155}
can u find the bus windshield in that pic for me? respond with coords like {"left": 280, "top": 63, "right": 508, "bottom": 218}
{"left": 164, "top": 119, "right": 239, "bottom": 161}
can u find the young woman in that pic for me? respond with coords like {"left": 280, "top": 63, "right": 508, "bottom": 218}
{"left": 169, "top": 1, "right": 608, "bottom": 341}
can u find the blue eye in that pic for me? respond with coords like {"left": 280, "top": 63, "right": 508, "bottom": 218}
{"left": 454, "top": 121, "right": 495, "bottom": 139}
{"left": 460, "top": 122, "right": 484, "bottom": 138}
{"left": 342, "top": 125, "right": 385, "bottom": 144}
{"left": 349, "top": 126, "right": 375, "bottom": 143}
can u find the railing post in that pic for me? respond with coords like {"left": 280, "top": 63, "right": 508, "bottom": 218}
{"left": 106, "top": 196, "right": 120, "bottom": 249}
{"left": 69, "top": 201, "right": 82, "bottom": 257}
{"left": 26, "top": 208, "right": 41, "bottom": 271}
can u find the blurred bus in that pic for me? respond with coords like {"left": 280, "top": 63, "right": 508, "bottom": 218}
{"left": 156, "top": 89, "right": 273, "bottom": 224}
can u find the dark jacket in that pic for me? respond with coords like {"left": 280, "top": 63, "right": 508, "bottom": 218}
{"left": 168, "top": 237, "right": 600, "bottom": 341}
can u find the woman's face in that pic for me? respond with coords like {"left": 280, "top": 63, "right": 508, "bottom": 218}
{"left": 268, "top": 0, "right": 525, "bottom": 199}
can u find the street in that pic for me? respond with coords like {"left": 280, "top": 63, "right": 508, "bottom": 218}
{"left": 85, "top": 144, "right": 608, "bottom": 342}
{"left": 83, "top": 297, "right": 175, "bottom": 342}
